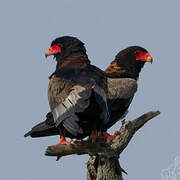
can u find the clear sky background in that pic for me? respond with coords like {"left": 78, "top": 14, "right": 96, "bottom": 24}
{"left": 0, "top": 0, "right": 179, "bottom": 179}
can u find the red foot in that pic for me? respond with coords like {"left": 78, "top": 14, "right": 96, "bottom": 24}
{"left": 51, "top": 136, "right": 70, "bottom": 146}
{"left": 88, "top": 129, "right": 98, "bottom": 143}
{"left": 102, "top": 131, "right": 118, "bottom": 143}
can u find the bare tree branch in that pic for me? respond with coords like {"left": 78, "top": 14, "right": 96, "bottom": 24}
{"left": 45, "top": 139, "right": 117, "bottom": 160}
{"left": 111, "top": 110, "right": 160, "bottom": 154}
{"left": 86, "top": 110, "right": 160, "bottom": 180}
{"left": 45, "top": 111, "right": 160, "bottom": 158}
{"left": 45, "top": 111, "right": 160, "bottom": 180}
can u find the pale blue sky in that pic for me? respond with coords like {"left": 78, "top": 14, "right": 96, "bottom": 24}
{"left": 0, "top": 0, "right": 180, "bottom": 179}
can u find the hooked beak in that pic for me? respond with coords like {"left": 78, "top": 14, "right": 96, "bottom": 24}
{"left": 145, "top": 54, "right": 153, "bottom": 63}
{"left": 45, "top": 49, "right": 52, "bottom": 58}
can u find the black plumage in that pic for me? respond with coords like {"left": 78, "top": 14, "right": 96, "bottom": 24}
{"left": 25, "top": 36, "right": 110, "bottom": 144}
{"left": 48, "top": 65, "right": 110, "bottom": 139}
{"left": 24, "top": 112, "right": 58, "bottom": 137}
{"left": 105, "top": 46, "right": 152, "bottom": 129}
{"left": 25, "top": 45, "right": 152, "bottom": 141}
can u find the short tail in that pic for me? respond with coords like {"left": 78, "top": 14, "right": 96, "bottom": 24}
{"left": 24, "top": 112, "right": 59, "bottom": 138}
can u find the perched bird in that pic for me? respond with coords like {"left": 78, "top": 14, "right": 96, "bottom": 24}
{"left": 24, "top": 46, "right": 152, "bottom": 142}
{"left": 25, "top": 36, "right": 110, "bottom": 145}
{"left": 103, "top": 46, "right": 152, "bottom": 140}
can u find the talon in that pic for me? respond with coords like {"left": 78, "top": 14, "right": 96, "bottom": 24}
{"left": 88, "top": 129, "right": 98, "bottom": 143}
{"left": 102, "top": 131, "right": 118, "bottom": 143}
{"left": 51, "top": 136, "right": 71, "bottom": 146}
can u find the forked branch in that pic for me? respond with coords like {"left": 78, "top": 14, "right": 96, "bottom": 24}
{"left": 45, "top": 111, "right": 160, "bottom": 159}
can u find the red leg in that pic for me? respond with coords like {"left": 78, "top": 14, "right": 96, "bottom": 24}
{"left": 88, "top": 129, "right": 98, "bottom": 143}
{"left": 51, "top": 135, "right": 70, "bottom": 146}
{"left": 102, "top": 131, "right": 118, "bottom": 143}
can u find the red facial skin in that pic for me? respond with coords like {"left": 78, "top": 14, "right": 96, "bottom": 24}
{"left": 135, "top": 50, "right": 152, "bottom": 62}
{"left": 45, "top": 44, "right": 61, "bottom": 57}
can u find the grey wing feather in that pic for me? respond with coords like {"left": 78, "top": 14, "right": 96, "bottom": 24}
{"left": 106, "top": 78, "right": 137, "bottom": 126}
{"left": 52, "top": 85, "right": 92, "bottom": 136}
{"left": 107, "top": 78, "right": 137, "bottom": 100}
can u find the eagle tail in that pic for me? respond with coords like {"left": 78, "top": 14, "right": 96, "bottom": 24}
{"left": 24, "top": 112, "right": 59, "bottom": 138}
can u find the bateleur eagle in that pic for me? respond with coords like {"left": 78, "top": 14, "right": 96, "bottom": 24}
{"left": 103, "top": 46, "right": 152, "bottom": 140}
{"left": 27, "top": 36, "right": 110, "bottom": 145}
{"left": 24, "top": 45, "right": 152, "bottom": 142}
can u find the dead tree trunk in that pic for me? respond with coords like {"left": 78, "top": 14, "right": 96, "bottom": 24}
{"left": 87, "top": 156, "right": 123, "bottom": 180}
{"left": 45, "top": 111, "right": 160, "bottom": 180}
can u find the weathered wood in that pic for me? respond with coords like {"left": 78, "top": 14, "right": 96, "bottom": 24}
{"left": 45, "top": 140, "right": 117, "bottom": 160}
{"left": 111, "top": 111, "right": 161, "bottom": 154}
{"left": 87, "top": 156, "right": 124, "bottom": 180}
{"left": 45, "top": 111, "right": 160, "bottom": 179}
{"left": 87, "top": 111, "right": 160, "bottom": 180}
